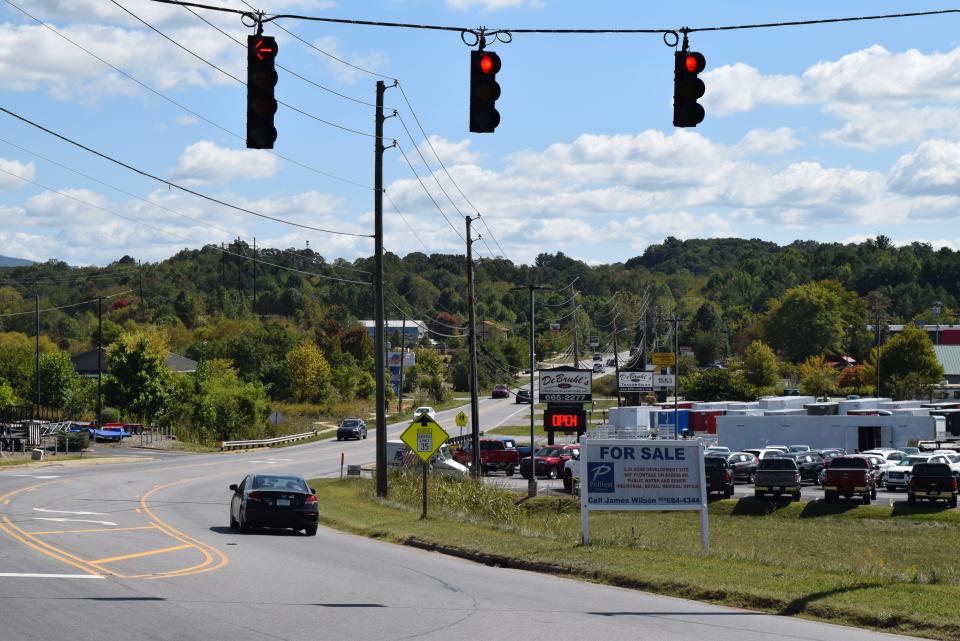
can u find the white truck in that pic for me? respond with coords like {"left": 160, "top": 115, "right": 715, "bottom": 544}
{"left": 385, "top": 440, "right": 469, "bottom": 477}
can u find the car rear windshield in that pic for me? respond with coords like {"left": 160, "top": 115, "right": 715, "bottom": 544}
{"left": 479, "top": 441, "right": 503, "bottom": 451}
{"left": 902, "top": 456, "right": 930, "bottom": 466}
{"left": 704, "top": 457, "right": 726, "bottom": 469}
{"left": 536, "top": 447, "right": 566, "bottom": 457}
{"left": 759, "top": 458, "right": 796, "bottom": 470}
{"left": 252, "top": 475, "right": 308, "bottom": 491}
{"left": 830, "top": 457, "right": 868, "bottom": 469}
{"left": 912, "top": 463, "right": 952, "bottom": 476}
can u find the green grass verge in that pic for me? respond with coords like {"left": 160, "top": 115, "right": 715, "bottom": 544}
{"left": 0, "top": 454, "right": 93, "bottom": 467}
{"left": 312, "top": 475, "right": 960, "bottom": 640}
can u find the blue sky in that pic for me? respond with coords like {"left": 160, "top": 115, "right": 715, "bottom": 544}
{"left": 2, "top": 0, "right": 960, "bottom": 267}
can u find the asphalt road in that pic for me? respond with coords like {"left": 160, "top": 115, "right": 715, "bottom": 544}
{"left": 0, "top": 368, "right": 919, "bottom": 640}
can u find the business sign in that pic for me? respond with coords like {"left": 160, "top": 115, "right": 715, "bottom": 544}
{"left": 618, "top": 371, "right": 653, "bottom": 391}
{"left": 651, "top": 352, "right": 675, "bottom": 366}
{"left": 387, "top": 351, "right": 415, "bottom": 368}
{"left": 549, "top": 322, "right": 561, "bottom": 332}
{"left": 580, "top": 439, "right": 708, "bottom": 552}
{"left": 544, "top": 405, "right": 586, "bottom": 433}
{"left": 653, "top": 374, "right": 676, "bottom": 390}
{"left": 589, "top": 335, "right": 599, "bottom": 347}
{"left": 538, "top": 368, "right": 592, "bottom": 403}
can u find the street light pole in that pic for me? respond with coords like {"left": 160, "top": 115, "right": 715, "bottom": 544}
{"left": 513, "top": 283, "right": 550, "bottom": 497}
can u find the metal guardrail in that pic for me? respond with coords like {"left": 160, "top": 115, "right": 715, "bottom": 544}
{"left": 220, "top": 430, "right": 318, "bottom": 451}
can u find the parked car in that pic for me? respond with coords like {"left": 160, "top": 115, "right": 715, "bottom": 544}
{"left": 491, "top": 384, "right": 511, "bottom": 399}
{"left": 519, "top": 444, "right": 580, "bottom": 479}
{"left": 515, "top": 389, "right": 532, "bottom": 404}
{"left": 704, "top": 455, "right": 735, "bottom": 498}
{"left": 766, "top": 445, "right": 790, "bottom": 453}
{"left": 725, "top": 452, "right": 759, "bottom": 483}
{"left": 229, "top": 473, "right": 319, "bottom": 536}
{"left": 386, "top": 440, "right": 468, "bottom": 477}
{"left": 605, "top": 358, "right": 616, "bottom": 367}
{"left": 862, "top": 448, "right": 907, "bottom": 464}
{"left": 781, "top": 452, "right": 822, "bottom": 484}
{"left": 884, "top": 454, "right": 933, "bottom": 491}
{"left": 822, "top": 455, "right": 878, "bottom": 504}
{"left": 899, "top": 447, "right": 921, "bottom": 456}
{"left": 908, "top": 462, "right": 959, "bottom": 507}
{"left": 592, "top": 363, "right": 604, "bottom": 373}
{"left": 928, "top": 453, "right": 960, "bottom": 476}
{"left": 592, "top": 353, "right": 602, "bottom": 361}
{"left": 336, "top": 418, "right": 367, "bottom": 441}
{"left": 413, "top": 406, "right": 436, "bottom": 420}
{"left": 705, "top": 446, "right": 730, "bottom": 454}
{"left": 452, "top": 438, "right": 519, "bottom": 476}
{"left": 862, "top": 454, "right": 897, "bottom": 487}
{"left": 563, "top": 451, "right": 580, "bottom": 493}
{"left": 788, "top": 445, "right": 810, "bottom": 452}
{"left": 744, "top": 448, "right": 787, "bottom": 461}
{"left": 754, "top": 457, "right": 802, "bottom": 501}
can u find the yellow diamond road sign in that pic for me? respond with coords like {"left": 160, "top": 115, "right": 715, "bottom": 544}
{"left": 455, "top": 411, "right": 468, "bottom": 428}
{"left": 400, "top": 414, "right": 450, "bottom": 463}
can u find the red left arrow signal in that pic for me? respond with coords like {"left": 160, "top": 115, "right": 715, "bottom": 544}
{"left": 254, "top": 38, "right": 277, "bottom": 61}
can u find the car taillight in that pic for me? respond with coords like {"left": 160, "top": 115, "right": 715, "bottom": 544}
{"left": 953, "top": 479, "right": 958, "bottom": 491}
{"left": 305, "top": 494, "right": 317, "bottom": 504}
{"left": 247, "top": 491, "right": 265, "bottom": 500}
{"left": 723, "top": 471, "right": 731, "bottom": 481}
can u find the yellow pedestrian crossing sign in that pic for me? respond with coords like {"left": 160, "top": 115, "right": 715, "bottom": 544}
{"left": 455, "top": 411, "right": 468, "bottom": 428}
{"left": 400, "top": 413, "right": 450, "bottom": 463}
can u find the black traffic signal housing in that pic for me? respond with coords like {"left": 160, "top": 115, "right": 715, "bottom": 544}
{"left": 673, "top": 51, "right": 706, "bottom": 127}
{"left": 247, "top": 35, "right": 278, "bottom": 149}
{"left": 470, "top": 50, "right": 501, "bottom": 133}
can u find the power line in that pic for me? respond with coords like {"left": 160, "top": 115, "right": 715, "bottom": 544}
{"left": 0, "top": 289, "right": 135, "bottom": 318}
{"left": 0, "top": 106, "right": 372, "bottom": 239}
{"left": 110, "top": 0, "right": 377, "bottom": 139}
{"left": 395, "top": 142, "right": 466, "bottom": 243}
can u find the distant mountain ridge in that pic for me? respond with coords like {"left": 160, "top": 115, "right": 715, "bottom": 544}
{"left": 0, "top": 255, "right": 33, "bottom": 267}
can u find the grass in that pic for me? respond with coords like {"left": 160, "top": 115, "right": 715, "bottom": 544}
{"left": 312, "top": 475, "right": 960, "bottom": 640}
{"left": 0, "top": 454, "right": 91, "bottom": 467}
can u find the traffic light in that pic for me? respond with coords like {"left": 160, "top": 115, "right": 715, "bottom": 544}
{"left": 673, "top": 50, "right": 706, "bottom": 128}
{"left": 470, "top": 50, "right": 501, "bottom": 133}
{"left": 247, "top": 35, "right": 278, "bottom": 149}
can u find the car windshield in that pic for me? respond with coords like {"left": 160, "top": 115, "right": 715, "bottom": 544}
{"left": 252, "top": 475, "right": 308, "bottom": 491}
{"left": 704, "top": 457, "right": 726, "bottom": 468}
{"left": 830, "top": 457, "right": 868, "bottom": 469}
{"left": 536, "top": 447, "right": 566, "bottom": 457}
{"left": 902, "top": 456, "right": 930, "bottom": 466}
{"left": 759, "top": 458, "right": 795, "bottom": 470}
{"left": 341, "top": 420, "right": 360, "bottom": 427}
{"left": 415, "top": 408, "right": 431, "bottom": 414}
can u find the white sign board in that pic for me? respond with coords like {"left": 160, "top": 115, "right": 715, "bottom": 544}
{"left": 618, "top": 371, "right": 653, "bottom": 391}
{"left": 538, "top": 369, "right": 592, "bottom": 403}
{"left": 580, "top": 439, "right": 708, "bottom": 552}
{"left": 653, "top": 374, "right": 675, "bottom": 390}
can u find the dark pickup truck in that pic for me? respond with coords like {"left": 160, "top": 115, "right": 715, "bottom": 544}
{"left": 908, "top": 462, "right": 958, "bottom": 507}
{"left": 452, "top": 438, "right": 519, "bottom": 476}
{"left": 754, "top": 457, "right": 802, "bottom": 501}
{"left": 704, "top": 455, "right": 735, "bottom": 498}
{"left": 823, "top": 455, "right": 877, "bottom": 505}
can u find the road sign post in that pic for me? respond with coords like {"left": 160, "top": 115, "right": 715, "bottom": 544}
{"left": 400, "top": 414, "right": 450, "bottom": 520}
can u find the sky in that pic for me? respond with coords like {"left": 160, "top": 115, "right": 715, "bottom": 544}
{"left": 2, "top": 0, "right": 960, "bottom": 269}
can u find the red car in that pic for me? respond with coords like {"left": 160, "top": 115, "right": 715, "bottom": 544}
{"left": 491, "top": 384, "right": 510, "bottom": 399}
{"left": 519, "top": 444, "right": 580, "bottom": 479}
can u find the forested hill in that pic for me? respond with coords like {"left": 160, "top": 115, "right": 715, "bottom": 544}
{"left": 0, "top": 254, "right": 33, "bottom": 267}
{"left": 0, "top": 235, "right": 957, "bottom": 364}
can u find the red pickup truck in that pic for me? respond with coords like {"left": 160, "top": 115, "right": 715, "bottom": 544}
{"left": 452, "top": 438, "right": 520, "bottom": 476}
{"left": 822, "top": 455, "right": 878, "bottom": 505}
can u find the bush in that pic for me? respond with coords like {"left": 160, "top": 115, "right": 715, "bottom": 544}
{"left": 57, "top": 431, "right": 89, "bottom": 451}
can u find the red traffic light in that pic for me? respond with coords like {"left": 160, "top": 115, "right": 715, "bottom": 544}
{"left": 479, "top": 53, "right": 501, "bottom": 75}
{"left": 684, "top": 52, "right": 706, "bottom": 74}
{"left": 253, "top": 37, "right": 278, "bottom": 61}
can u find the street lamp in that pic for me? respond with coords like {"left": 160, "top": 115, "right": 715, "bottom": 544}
{"left": 933, "top": 301, "right": 943, "bottom": 345}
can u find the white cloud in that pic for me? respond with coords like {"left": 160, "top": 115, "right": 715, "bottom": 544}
{"left": 417, "top": 135, "right": 481, "bottom": 166}
{"left": 889, "top": 140, "right": 960, "bottom": 195}
{"left": 170, "top": 141, "right": 283, "bottom": 184}
{"left": 311, "top": 36, "right": 389, "bottom": 85}
{"left": 702, "top": 62, "right": 803, "bottom": 116}
{"left": 734, "top": 128, "right": 801, "bottom": 156}
{"left": 175, "top": 115, "right": 199, "bottom": 126}
{"left": 0, "top": 159, "right": 36, "bottom": 191}
{"left": 444, "top": 0, "right": 544, "bottom": 10}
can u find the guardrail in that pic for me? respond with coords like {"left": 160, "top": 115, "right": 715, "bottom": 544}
{"left": 220, "top": 430, "right": 318, "bottom": 451}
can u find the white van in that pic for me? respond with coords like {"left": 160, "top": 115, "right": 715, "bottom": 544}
{"left": 385, "top": 440, "right": 468, "bottom": 476}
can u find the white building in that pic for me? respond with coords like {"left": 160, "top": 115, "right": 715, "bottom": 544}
{"left": 717, "top": 415, "right": 939, "bottom": 453}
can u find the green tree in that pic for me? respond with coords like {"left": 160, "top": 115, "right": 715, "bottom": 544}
{"left": 285, "top": 339, "right": 331, "bottom": 402}
{"left": 870, "top": 325, "right": 944, "bottom": 399}
{"left": 681, "top": 369, "right": 752, "bottom": 402}
{"left": 0, "top": 379, "right": 17, "bottom": 406}
{"left": 837, "top": 365, "right": 869, "bottom": 395}
{"left": 763, "top": 281, "right": 853, "bottom": 362}
{"left": 38, "top": 350, "right": 79, "bottom": 410}
{"left": 798, "top": 355, "right": 837, "bottom": 397}
{"left": 104, "top": 330, "right": 173, "bottom": 420}
{"left": 742, "top": 340, "right": 779, "bottom": 396}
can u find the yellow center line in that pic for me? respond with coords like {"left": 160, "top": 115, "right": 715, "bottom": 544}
{"left": 0, "top": 517, "right": 107, "bottom": 577}
{"left": 90, "top": 544, "right": 193, "bottom": 565}
{"left": 29, "top": 524, "right": 158, "bottom": 536}
{"left": 0, "top": 480, "right": 67, "bottom": 502}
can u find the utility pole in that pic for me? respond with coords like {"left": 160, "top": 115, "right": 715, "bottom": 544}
{"left": 34, "top": 294, "right": 39, "bottom": 418}
{"left": 875, "top": 309, "right": 882, "bottom": 397}
{"left": 252, "top": 237, "right": 257, "bottom": 312}
{"left": 397, "top": 313, "right": 406, "bottom": 413}
{"left": 138, "top": 260, "right": 144, "bottom": 310}
{"left": 613, "top": 314, "right": 621, "bottom": 407}
{"left": 374, "top": 80, "right": 388, "bottom": 497}
{"left": 466, "top": 216, "right": 481, "bottom": 476}
{"left": 571, "top": 291, "right": 580, "bottom": 368}
{"left": 670, "top": 315, "right": 681, "bottom": 437}
{"left": 97, "top": 296, "right": 103, "bottom": 428}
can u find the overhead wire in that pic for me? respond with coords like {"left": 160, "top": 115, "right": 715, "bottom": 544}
{"left": 0, "top": 106, "right": 372, "bottom": 239}
{"left": 0, "top": 289, "right": 136, "bottom": 318}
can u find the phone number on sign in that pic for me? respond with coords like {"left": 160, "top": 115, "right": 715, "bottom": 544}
{"left": 541, "top": 394, "right": 589, "bottom": 402}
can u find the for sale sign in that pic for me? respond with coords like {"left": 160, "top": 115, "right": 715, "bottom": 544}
{"left": 580, "top": 439, "right": 708, "bottom": 552}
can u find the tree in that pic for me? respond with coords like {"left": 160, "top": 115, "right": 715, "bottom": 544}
{"left": 799, "top": 355, "right": 837, "bottom": 397}
{"left": 38, "top": 350, "right": 80, "bottom": 410}
{"left": 285, "top": 339, "right": 331, "bottom": 402}
{"left": 681, "top": 369, "right": 752, "bottom": 402}
{"left": 871, "top": 325, "right": 944, "bottom": 399}
{"left": 0, "top": 379, "right": 16, "bottom": 406}
{"left": 742, "top": 340, "right": 779, "bottom": 396}
{"left": 104, "top": 330, "right": 173, "bottom": 420}
{"left": 837, "top": 365, "right": 869, "bottom": 395}
{"left": 763, "top": 281, "right": 855, "bottom": 363}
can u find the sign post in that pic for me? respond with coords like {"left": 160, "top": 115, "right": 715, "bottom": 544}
{"left": 580, "top": 439, "right": 708, "bottom": 553}
{"left": 400, "top": 414, "right": 450, "bottom": 520}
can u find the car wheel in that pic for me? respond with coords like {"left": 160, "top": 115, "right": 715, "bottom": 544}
{"left": 908, "top": 494, "right": 917, "bottom": 506}
{"left": 505, "top": 465, "right": 515, "bottom": 477}
{"left": 363, "top": 432, "right": 367, "bottom": 439}
{"left": 824, "top": 491, "right": 835, "bottom": 504}
{"left": 950, "top": 496, "right": 958, "bottom": 509}
{"left": 548, "top": 466, "right": 558, "bottom": 480}
{"left": 239, "top": 509, "right": 250, "bottom": 533}
{"left": 747, "top": 471, "right": 755, "bottom": 484}
{"left": 230, "top": 511, "right": 238, "bottom": 530}
{"left": 480, "top": 464, "right": 489, "bottom": 476}
{"left": 305, "top": 525, "right": 318, "bottom": 536}
{"left": 862, "top": 493, "right": 871, "bottom": 505}
{"left": 336, "top": 436, "right": 342, "bottom": 441}
{"left": 870, "top": 487, "right": 877, "bottom": 500}
{"left": 563, "top": 470, "right": 572, "bottom": 493}
{"left": 724, "top": 487, "right": 733, "bottom": 499}
{"left": 793, "top": 492, "right": 801, "bottom": 502}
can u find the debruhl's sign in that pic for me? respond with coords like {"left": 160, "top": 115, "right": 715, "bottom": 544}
{"left": 538, "top": 368, "right": 592, "bottom": 403}
{"left": 579, "top": 439, "right": 708, "bottom": 552}
{"left": 618, "top": 371, "right": 653, "bottom": 391}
